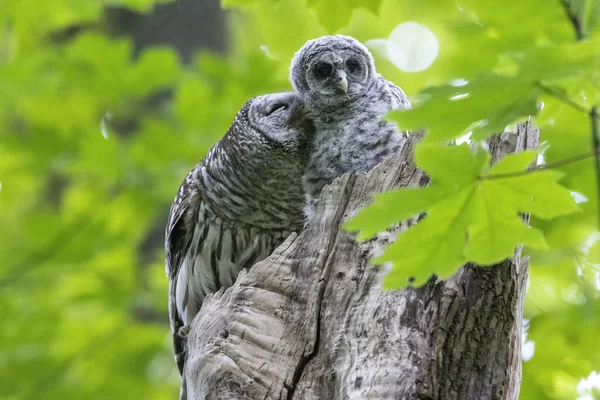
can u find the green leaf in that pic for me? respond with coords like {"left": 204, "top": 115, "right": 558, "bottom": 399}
{"left": 378, "top": 184, "right": 475, "bottom": 287}
{"left": 353, "top": 144, "right": 578, "bottom": 289}
{"left": 588, "top": 0, "right": 600, "bottom": 35}
{"left": 390, "top": 42, "right": 600, "bottom": 143}
{"left": 485, "top": 150, "right": 538, "bottom": 174}
{"left": 484, "top": 151, "right": 580, "bottom": 220}
{"left": 465, "top": 186, "right": 548, "bottom": 264}
{"left": 345, "top": 143, "right": 486, "bottom": 240}
{"left": 344, "top": 186, "right": 450, "bottom": 240}
{"left": 415, "top": 142, "right": 489, "bottom": 183}
{"left": 306, "top": 0, "right": 383, "bottom": 32}
{"left": 129, "top": 46, "right": 180, "bottom": 94}
{"left": 389, "top": 73, "right": 541, "bottom": 142}
{"left": 498, "top": 172, "right": 578, "bottom": 219}
{"left": 569, "top": 0, "right": 588, "bottom": 25}
{"left": 523, "top": 301, "right": 600, "bottom": 399}
{"left": 510, "top": 41, "right": 600, "bottom": 82}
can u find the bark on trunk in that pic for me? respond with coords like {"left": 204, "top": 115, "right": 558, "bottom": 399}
{"left": 184, "top": 122, "right": 539, "bottom": 400}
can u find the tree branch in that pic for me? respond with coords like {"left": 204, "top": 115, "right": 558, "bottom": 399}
{"left": 482, "top": 149, "right": 596, "bottom": 180}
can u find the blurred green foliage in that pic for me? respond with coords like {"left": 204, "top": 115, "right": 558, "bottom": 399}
{"left": 1, "top": 0, "right": 599, "bottom": 399}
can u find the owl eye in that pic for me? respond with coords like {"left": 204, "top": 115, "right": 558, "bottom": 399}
{"left": 346, "top": 59, "right": 360, "bottom": 74}
{"left": 314, "top": 62, "right": 333, "bottom": 79}
{"left": 266, "top": 103, "right": 288, "bottom": 116}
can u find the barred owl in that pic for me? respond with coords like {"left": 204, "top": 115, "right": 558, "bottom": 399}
{"left": 290, "top": 35, "right": 411, "bottom": 217}
{"left": 165, "top": 92, "right": 314, "bottom": 398}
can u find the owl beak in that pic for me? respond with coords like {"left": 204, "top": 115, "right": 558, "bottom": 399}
{"left": 334, "top": 71, "right": 348, "bottom": 94}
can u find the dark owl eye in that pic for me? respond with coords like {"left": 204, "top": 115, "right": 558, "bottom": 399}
{"left": 266, "top": 103, "right": 287, "bottom": 116}
{"left": 314, "top": 62, "right": 333, "bottom": 79}
{"left": 346, "top": 59, "right": 360, "bottom": 74}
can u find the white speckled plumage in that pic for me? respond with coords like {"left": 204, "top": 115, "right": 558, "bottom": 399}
{"left": 164, "top": 92, "right": 314, "bottom": 398}
{"left": 290, "top": 35, "right": 411, "bottom": 217}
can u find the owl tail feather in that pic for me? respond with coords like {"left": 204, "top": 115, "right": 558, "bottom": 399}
{"left": 179, "top": 374, "right": 188, "bottom": 400}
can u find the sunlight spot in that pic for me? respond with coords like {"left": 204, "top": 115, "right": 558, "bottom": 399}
{"left": 577, "top": 371, "right": 600, "bottom": 400}
{"left": 367, "top": 22, "right": 439, "bottom": 73}
{"left": 537, "top": 153, "right": 546, "bottom": 166}
{"left": 585, "top": 233, "right": 600, "bottom": 257}
{"left": 259, "top": 45, "right": 277, "bottom": 60}
{"left": 571, "top": 191, "right": 589, "bottom": 204}
{"left": 522, "top": 319, "right": 535, "bottom": 361}
{"left": 537, "top": 141, "right": 550, "bottom": 166}
{"left": 537, "top": 100, "right": 545, "bottom": 111}
{"left": 389, "top": 22, "right": 439, "bottom": 72}
{"left": 100, "top": 112, "right": 112, "bottom": 139}
{"left": 450, "top": 93, "right": 470, "bottom": 101}
{"left": 455, "top": 132, "right": 472, "bottom": 145}
{"left": 522, "top": 340, "right": 535, "bottom": 361}
{"left": 450, "top": 78, "right": 469, "bottom": 87}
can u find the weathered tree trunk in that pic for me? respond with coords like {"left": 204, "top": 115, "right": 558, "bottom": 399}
{"left": 184, "top": 123, "right": 539, "bottom": 400}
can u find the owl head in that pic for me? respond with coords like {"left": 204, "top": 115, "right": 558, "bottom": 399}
{"left": 239, "top": 92, "right": 314, "bottom": 151}
{"left": 290, "top": 35, "right": 377, "bottom": 106}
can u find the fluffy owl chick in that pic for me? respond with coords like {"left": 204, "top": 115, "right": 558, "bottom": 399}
{"left": 290, "top": 35, "right": 411, "bottom": 217}
{"left": 165, "top": 92, "right": 314, "bottom": 393}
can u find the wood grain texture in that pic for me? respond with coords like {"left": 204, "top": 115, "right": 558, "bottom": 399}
{"left": 184, "top": 122, "right": 539, "bottom": 400}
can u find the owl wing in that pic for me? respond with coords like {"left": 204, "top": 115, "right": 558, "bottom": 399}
{"left": 165, "top": 164, "right": 203, "bottom": 375}
{"left": 379, "top": 75, "right": 411, "bottom": 111}
{"left": 165, "top": 157, "right": 269, "bottom": 377}
{"left": 165, "top": 169, "right": 198, "bottom": 278}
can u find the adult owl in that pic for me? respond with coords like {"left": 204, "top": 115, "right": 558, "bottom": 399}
{"left": 290, "top": 35, "right": 411, "bottom": 217}
{"left": 165, "top": 92, "right": 314, "bottom": 399}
